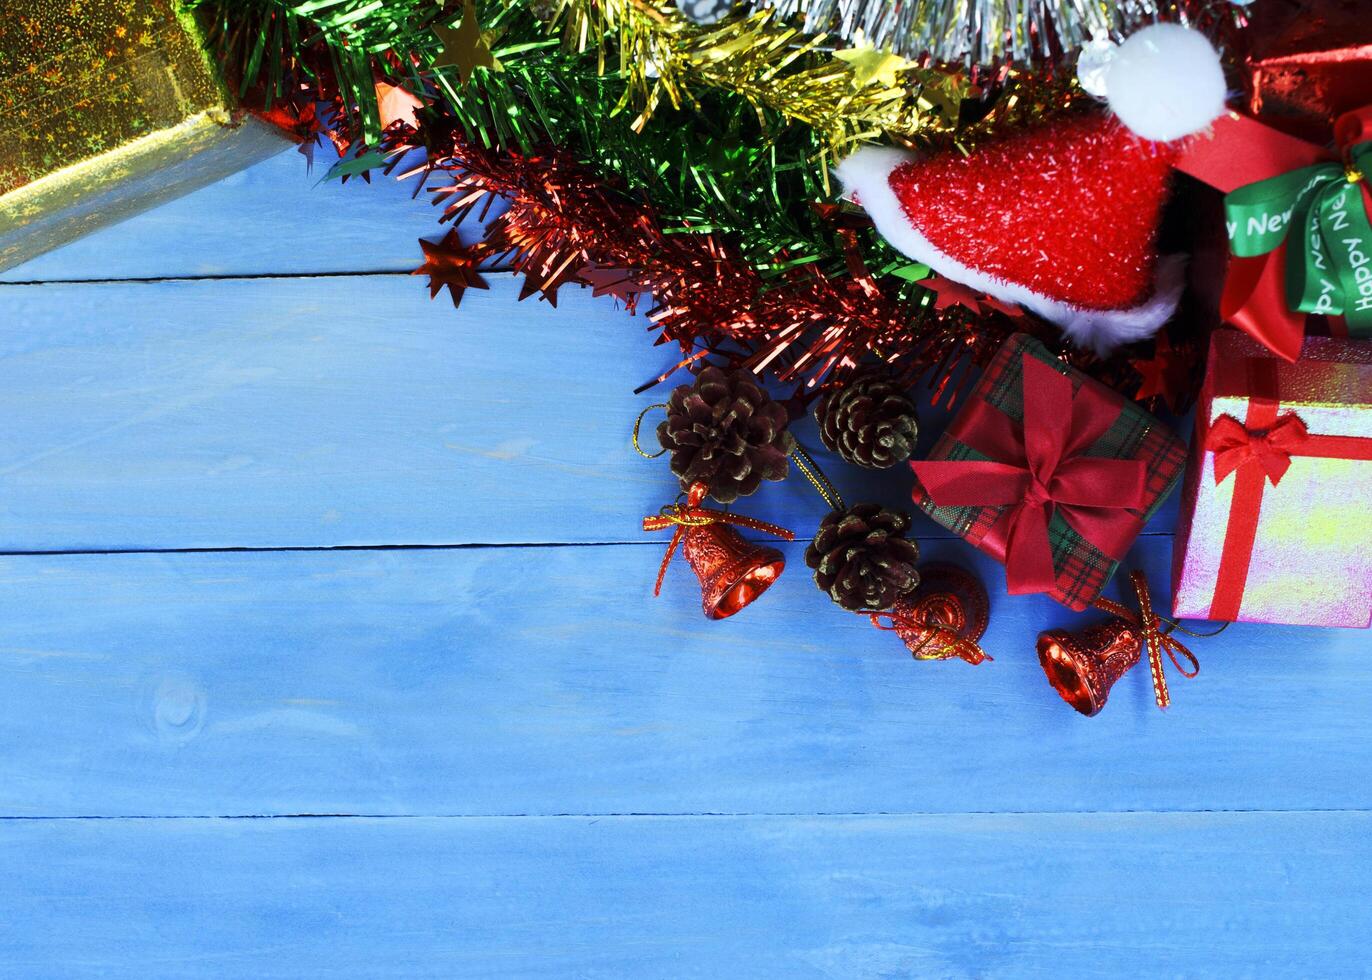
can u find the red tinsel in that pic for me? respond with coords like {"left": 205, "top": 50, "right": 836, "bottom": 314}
{"left": 379, "top": 121, "right": 1026, "bottom": 396}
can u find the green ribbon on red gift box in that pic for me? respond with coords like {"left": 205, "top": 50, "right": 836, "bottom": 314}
{"left": 1183, "top": 107, "right": 1372, "bottom": 362}
{"left": 1224, "top": 133, "right": 1372, "bottom": 332}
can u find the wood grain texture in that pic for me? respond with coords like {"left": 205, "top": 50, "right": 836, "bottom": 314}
{"left": 1, "top": 538, "right": 1364, "bottom": 819}
{"left": 0, "top": 274, "right": 1175, "bottom": 551}
{"left": 0, "top": 149, "right": 448, "bottom": 283}
{"left": 0, "top": 135, "right": 1362, "bottom": 976}
{"left": 1, "top": 811, "right": 1366, "bottom": 978}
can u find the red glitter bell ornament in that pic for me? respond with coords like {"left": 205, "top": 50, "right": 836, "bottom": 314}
{"left": 1037, "top": 618, "right": 1144, "bottom": 716}
{"left": 643, "top": 483, "right": 794, "bottom": 620}
{"left": 837, "top": 24, "right": 1227, "bottom": 355}
{"left": 1037, "top": 570, "right": 1203, "bottom": 716}
{"left": 682, "top": 522, "right": 786, "bottom": 620}
{"left": 869, "top": 562, "right": 992, "bottom": 665}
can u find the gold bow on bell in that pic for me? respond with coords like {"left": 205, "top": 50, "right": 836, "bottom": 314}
{"left": 642, "top": 482, "right": 794, "bottom": 596}
{"left": 1093, "top": 570, "right": 1201, "bottom": 709}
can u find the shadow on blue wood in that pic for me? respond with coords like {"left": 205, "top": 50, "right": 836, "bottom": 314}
{"left": 0, "top": 276, "right": 1175, "bottom": 551}
{"left": 0, "top": 149, "right": 449, "bottom": 283}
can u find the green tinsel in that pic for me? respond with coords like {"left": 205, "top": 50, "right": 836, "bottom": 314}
{"left": 187, "top": 0, "right": 1242, "bottom": 298}
{"left": 186, "top": 0, "right": 964, "bottom": 283}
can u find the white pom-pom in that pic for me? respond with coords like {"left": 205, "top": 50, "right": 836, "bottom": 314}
{"left": 1104, "top": 23, "right": 1226, "bottom": 143}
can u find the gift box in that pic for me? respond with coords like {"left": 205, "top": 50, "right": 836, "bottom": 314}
{"left": 1174, "top": 104, "right": 1372, "bottom": 364}
{"left": 0, "top": 0, "right": 287, "bottom": 271}
{"left": 1171, "top": 330, "right": 1372, "bottom": 628}
{"left": 910, "top": 334, "right": 1187, "bottom": 611}
{"left": 1244, "top": 0, "right": 1372, "bottom": 144}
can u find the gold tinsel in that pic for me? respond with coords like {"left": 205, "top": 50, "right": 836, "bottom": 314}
{"left": 540, "top": 0, "right": 971, "bottom": 166}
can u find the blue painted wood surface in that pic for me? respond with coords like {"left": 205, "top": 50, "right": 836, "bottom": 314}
{"left": 0, "top": 147, "right": 1368, "bottom": 976}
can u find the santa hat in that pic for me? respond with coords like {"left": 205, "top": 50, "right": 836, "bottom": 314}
{"left": 837, "top": 24, "right": 1228, "bottom": 355}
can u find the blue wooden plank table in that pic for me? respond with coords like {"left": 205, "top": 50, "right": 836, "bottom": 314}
{"left": 0, "top": 148, "right": 1368, "bottom": 977}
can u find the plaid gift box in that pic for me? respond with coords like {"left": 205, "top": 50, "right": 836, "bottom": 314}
{"left": 911, "top": 333, "right": 1187, "bottom": 611}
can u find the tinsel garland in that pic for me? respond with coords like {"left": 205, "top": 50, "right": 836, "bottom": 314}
{"left": 189, "top": 0, "right": 1079, "bottom": 282}
{"left": 743, "top": 0, "right": 1190, "bottom": 67}
{"left": 539, "top": 0, "right": 964, "bottom": 158}
{"left": 381, "top": 119, "right": 1020, "bottom": 393}
{"left": 192, "top": 0, "right": 1204, "bottom": 400}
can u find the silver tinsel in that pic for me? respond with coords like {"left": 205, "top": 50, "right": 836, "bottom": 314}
{"left": 742, "top": 0, "right": 1182, "bottom": 67}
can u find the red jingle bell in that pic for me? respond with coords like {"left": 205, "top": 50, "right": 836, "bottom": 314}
{"left": 682, "top": 522, "right": 785, "bottom": 620}
{"left": 643, "top": 482, "right": 794, "bottom": 620}
{"left": 1038, "top": 570, "right": 1202, "bottom": 715}
{"left": 870, "top": 562, "right": 992, "bottom": 665}
{"left": 1037, "top": 618, "right": 1142, "bottom": 716}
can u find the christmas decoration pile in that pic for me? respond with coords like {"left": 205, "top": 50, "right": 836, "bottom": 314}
{"left": 4, "top": 0, "right": 1370, "bottom": 716}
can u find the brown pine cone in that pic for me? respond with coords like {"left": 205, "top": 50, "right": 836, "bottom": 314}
{"left": 804, "top": 504, "right": 920, "bottom": 611}
{"left": 815, "top": 369, "right": 919, "bottom": 469}
{"left": 656, "top": 366, "right": 795, "bottom": 503}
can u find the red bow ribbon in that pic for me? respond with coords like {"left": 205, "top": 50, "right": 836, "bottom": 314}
{"left": 912, "top": 355, "right": 1148, "bottom": 596}
{"left": 1206, "top": 412, "right": 1310, "bottom": 486}
{"left": 1201, "top": 377, "right": 1372, "bottom": 621}
{"left": 1094, "top": 570, "right": 1200, "bottom": 710}
{"left": 642, "top": 483, "right": 794, "bottom": 595}
{"left": 867, "top": 610, "right": 990, "bottom": 665}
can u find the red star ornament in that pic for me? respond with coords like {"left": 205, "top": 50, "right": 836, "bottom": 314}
{"left": 1130, "top": 332, "right": 1194, "bottom": 413}
{"left": 918, "top": 274, "right": 984, "bottom": 313}
{"left": 576, "top": 266, "right": 647, "bottom": 309}
{"left": 918, "top": 275, "right": 1027, "bottom": 319}
{"left": 376, "top": 81, "right": 424, "bottom": 130}
{"left": 413, "top": 230, "right": 489, "bottom": 307}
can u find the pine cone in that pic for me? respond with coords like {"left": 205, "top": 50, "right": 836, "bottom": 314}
{"left": 804, "top": 504, "right": 920, "bottom": 611}
{"left": 657, "top": 366, "right": 795, "bottom": 503}
{"left": 815, "top": 369, "right": 919, "bottom": 469}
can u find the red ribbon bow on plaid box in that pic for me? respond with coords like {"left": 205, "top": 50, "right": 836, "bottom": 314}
{"left": 913, "top": 355, "right": 1149, "bottom": 597}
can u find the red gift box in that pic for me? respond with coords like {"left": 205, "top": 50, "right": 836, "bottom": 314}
{"left": 1244, "top": 0, "right": 1372, "bottom": 144}
{"left": 911, "top": 334, "right": 1186, "bottom": 611}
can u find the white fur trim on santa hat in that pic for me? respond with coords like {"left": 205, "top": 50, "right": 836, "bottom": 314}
{"left": 834, "top": 146, "right": 1182, "bottom": 356}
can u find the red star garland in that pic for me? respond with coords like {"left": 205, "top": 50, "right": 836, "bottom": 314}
{"left": 576, "top": 266, "right": 648, "bottom": 309}
{"left": 376, "top": 81, "right": 424, "bottom": 130}
{"left": 413, "top": 230, "right": 489, "bottom": 307}
{"left": 413, "top": 140, "right": 967, "bottom": 388}
{"left": 255, "top": 97, "right": 351, "bottom": 170}
{"left": 918, "top": 275, "right": 1025, "bottom": 319}
{"left": 918, "top": 275, "right": 985, "bottom": 313}
{"left": 1130, "top": 332, "right": 1195, "bottom": 413}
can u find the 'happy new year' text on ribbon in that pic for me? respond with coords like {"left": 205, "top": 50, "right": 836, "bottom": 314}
{"left": 1221, "top": 108, "right": 1372, "bottom": 362}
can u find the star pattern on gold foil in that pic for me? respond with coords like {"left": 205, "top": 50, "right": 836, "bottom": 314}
{"left": 433, "top": 0, "right": 503, "bottom": 87}
{"left": 413, "top": 230, "right": 490, "bottom": 308}
{"left": 834, "top": 42, "right": 916, "bottom": 89}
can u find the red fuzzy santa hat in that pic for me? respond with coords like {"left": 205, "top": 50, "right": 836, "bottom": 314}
{"left": 837, "top": 24, "right": 1228, "bottom": 355}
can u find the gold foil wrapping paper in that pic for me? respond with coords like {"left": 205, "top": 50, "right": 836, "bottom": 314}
{"left": 0, "top": 0, "right": 287, "bottom": 271}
